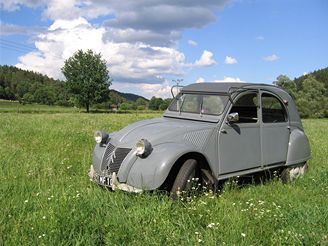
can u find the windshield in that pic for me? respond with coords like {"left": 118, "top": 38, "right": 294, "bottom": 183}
{"left": 168, "top": 93, "right": 227, "bottom": 116}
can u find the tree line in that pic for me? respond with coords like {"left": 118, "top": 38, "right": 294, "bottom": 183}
{"left": 274, "top": 67, "right": 328, "bottom": 118}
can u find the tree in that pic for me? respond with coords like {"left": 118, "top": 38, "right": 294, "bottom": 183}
{"left": 159, "top": 98, "right": 172, "bottom": 110}
{"left": 296, "top": 75, "right": 328, "bottom": 118}
{"left": 149, "top": 96, "right": 164, "bottom": 110}
{"left": 62, "top": 49, "right": 111, "bottom": 112}
{"left": 135, "top": 98, "right": 148, "bottom": 110}
{"left": 273, "top": 75, "right": 297, "bottom": 99}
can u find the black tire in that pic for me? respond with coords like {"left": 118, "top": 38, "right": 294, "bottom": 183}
{"left": 170, "top": 159, "right": 198, "bottom": 199}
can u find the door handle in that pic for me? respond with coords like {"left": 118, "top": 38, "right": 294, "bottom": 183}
{"left": 220, "top": 129, "right": 227, "bottom": 134}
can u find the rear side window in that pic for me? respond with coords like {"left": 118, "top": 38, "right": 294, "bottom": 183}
{"left": 230, "top": 92, "right": 258, "bottom": 123}
{"left": 261, "top": 93, "right": 287, "bottom": 123}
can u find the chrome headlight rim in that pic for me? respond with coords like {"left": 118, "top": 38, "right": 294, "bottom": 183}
{"left": 94, "top": 130, "right": 109, "bottom": 144}
{"left": 136, "top": 139, "right": 152, "bottom": 158}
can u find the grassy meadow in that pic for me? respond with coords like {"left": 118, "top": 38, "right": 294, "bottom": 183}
{"left": 0, "top": 105, "right": 327, "bottom": 245}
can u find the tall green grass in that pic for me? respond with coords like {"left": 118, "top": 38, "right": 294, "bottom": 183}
{"left": 0, "top": 112, "right": 327, "bottom": 245}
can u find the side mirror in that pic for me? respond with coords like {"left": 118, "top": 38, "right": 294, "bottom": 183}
{"left": 227, "top": 112, "right": 239, "bottom": 123}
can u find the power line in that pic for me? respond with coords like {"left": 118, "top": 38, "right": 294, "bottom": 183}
{"left": 0, "top": 42, "right": 35, "bottom": 53}
{"left": 0, "top": 44, "right": 32, "bottom": 54}
{"left": 0, "top": 39, "right": 63, "bottom": 60}
{"left": 0, "top": 38, "right": 36, "bottom": 52}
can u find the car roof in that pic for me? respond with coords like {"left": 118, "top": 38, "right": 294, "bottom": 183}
{"left": 181, "top": 82, "right": 279, "bottom": 94}
{"left": 175, "top": 82, "right": 302, "bottom": 127}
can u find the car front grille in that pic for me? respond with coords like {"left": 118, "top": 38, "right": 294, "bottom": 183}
{"left": 101, "top": 143, "right": 131, "bottom": 175}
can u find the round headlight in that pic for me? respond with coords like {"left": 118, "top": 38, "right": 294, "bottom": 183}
{"left": 136, "top": 139, "right": 152, "bottom": 157}
{"left": 94, "top": 130, "right": 109, "bottom": 144}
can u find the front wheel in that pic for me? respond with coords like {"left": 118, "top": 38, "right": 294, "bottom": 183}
{"left": 170, "top": 159, "right": 198, "bottom": 199}
{"left": 281, "top": 163, "right": 308, "bottom": 183}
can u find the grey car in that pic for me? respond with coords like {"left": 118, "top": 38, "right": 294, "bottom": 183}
{"left": 88, "top": 82, "right": 310, "bottom": 194}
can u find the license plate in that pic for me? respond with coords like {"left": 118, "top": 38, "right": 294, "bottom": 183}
{"left": 97, "top": 175, "right": 111, "bottom": 186}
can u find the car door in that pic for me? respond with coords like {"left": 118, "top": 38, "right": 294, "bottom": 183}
{"left": 218, "top": 91, "right": 261, "bottom": 174}
{"left": 260, "top": 91, "right": 290, "bottom": 166}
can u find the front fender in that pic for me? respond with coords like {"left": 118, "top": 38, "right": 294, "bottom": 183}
{"left": 126, "top": 142, "right": 199, "bottom": 190}
{"left": 286, "top": 128, "right": 311, "bottom": 166}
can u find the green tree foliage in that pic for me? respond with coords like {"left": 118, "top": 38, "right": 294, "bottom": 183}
{"left": 149, "top": 96, "right": 164, "bottom": 110}
{"left": 135, "top": 98, "right": 148, "bottom": 110}
{"left": 159, "top": 98, "right": 172, "bottom": 110}
{"left": 62, "top": 49, "right": 111, "bottom": 112}
{"left": 0, "top": 65, "right": 70, "bottom": 105}
{"left": 274, "top": 70, "right": 328, "bottom": 118}
{"left": 294, "top": 67, "right": 328, "bottom": 96}
{"left": 273, "top": 75, "right": 297, "bottom": 99}
{"left": 119, "top": 102, "right": 136, "bottom": 110}
{"left": 296, "top": 75, "right": 328, "bottom": 118}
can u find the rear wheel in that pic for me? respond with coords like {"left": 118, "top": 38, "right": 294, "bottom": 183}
{"left": 170, "top": 159, "right": 198, "bottom": 199}
{"left": 281, "top": 163, "right": 308, "bottom": 183}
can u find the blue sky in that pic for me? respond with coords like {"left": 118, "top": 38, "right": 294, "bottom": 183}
{"left": 0, "top": 0, "right": 327, "bottom": 98}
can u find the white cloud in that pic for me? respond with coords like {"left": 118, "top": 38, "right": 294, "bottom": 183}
{"left": 196, "top": 77, "right": 205, "bottom": 83}
{"left": 111, "top": 81, "right": 172, "bottom": 99}
{"left": 263, "top": 54, "right": 279, "bottom": 62}
{"left": 224, "top": 56, "right": 237, "bottom": 64}
{"left": 188, "top": 39, "right": 198, "bottom": 46}
{"left": 195, "top": 50, "right": 217, "bottom": 67}
{"left": 5, "top": 0, "right": 234, "bottom": 87}
{"left": 16, "top": 18, "right": 186, "bottom": 82}
{"left": 195, "top": 76, "right": 244, "bottom": 83}
{"left": 0, "top": 0, "right": 47, "bottom": 11}
{"left": 0, "top": 22, "right": 44, "bottom": 35}
{"left": 213, "top": 76, "right": 243, "bottom": 82}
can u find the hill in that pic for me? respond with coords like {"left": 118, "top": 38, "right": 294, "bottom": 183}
{"left": 0, "top": 65, "right": 69, "bottom": 106}
{"left": 293, "top": 67, "right": 328, "bottom": 96}
{"left": 275, "top": 66, "right": 328, "bottom": 118}
{"left": 110, "top": 89, "right": 148, "bottom": 103}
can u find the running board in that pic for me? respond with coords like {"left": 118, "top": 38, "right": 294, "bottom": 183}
{"left": 217, "top": 163, "right": 284, "bottom": 181}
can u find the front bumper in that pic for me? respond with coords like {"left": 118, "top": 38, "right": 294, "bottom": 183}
{"left": 88, "top": 165, "right": 143, "bottom": 193}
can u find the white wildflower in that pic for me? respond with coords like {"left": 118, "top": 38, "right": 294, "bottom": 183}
{"left": 207, "top": 223, "right": 215, "bottom": 228}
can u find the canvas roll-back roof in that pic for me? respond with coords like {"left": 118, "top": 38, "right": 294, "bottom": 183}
{"left": 181, "top": 82, "right": 248, "bottom": 93}
{"left": 181, "top": 82, "right": 280, "bottom": 94}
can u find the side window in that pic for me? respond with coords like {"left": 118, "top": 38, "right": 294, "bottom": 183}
{"left": 230, "top": 92, "right": 258, "bottom": 123}
{"left": 261, "top": 93, "right": 287, "bottom": 123}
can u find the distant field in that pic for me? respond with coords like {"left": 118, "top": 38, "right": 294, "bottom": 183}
{"left": 0, "top": 111, "right": 327, "bottom": 245}
{"left": 0, "top": 100, "right": 159, "bottom": 114}
{"left": 0, "top": 100, "right": 81, "bottom": 113}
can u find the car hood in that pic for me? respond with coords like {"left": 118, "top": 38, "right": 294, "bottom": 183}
{"left": 110, "top": 117, "right": 216, "bottom": 148}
